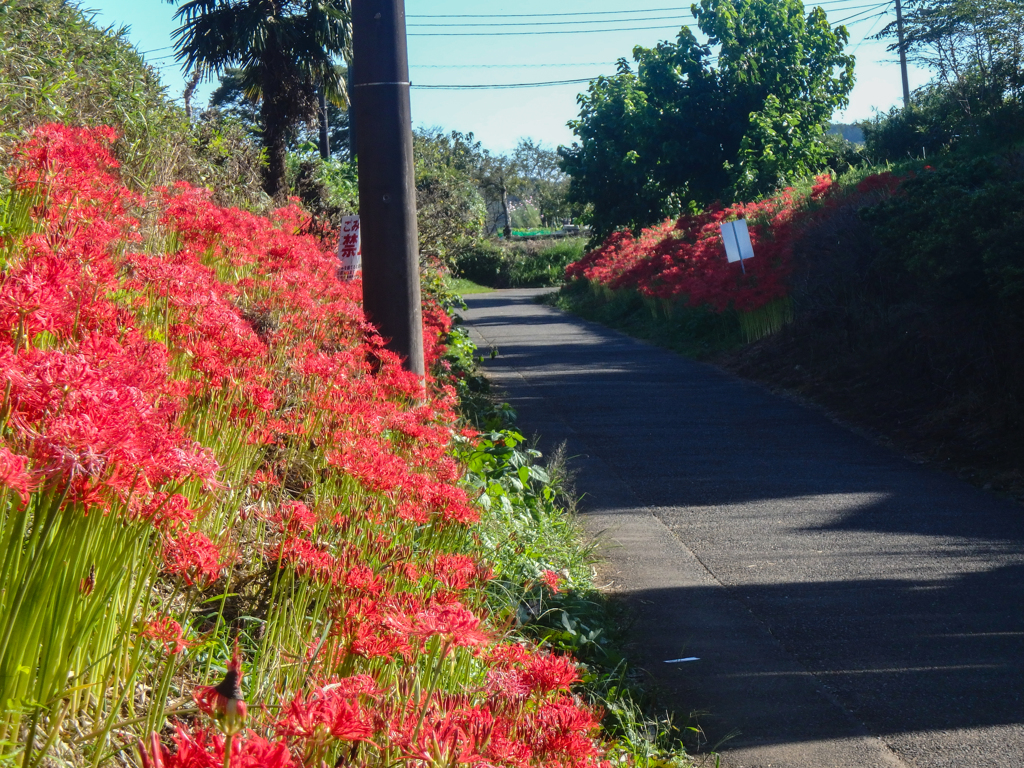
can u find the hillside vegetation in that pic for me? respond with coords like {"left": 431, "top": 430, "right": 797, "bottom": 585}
{"left": 0, "top": 0, "right": 264, "bottom": 208}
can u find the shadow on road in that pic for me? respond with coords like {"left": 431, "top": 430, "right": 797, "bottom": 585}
{"left": 623, "top": 565, "right": 1024, "bottom": 745}
{"left": 462, "top": 291, "right": 1024, "bottom": 759}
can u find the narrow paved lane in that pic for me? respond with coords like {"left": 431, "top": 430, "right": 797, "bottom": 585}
{"left": 462, "top": 289, "right": 1024, "bottom": 768}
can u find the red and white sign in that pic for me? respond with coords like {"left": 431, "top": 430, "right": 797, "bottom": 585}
{"left": 337, "top": 215, "right": 362, "bottom": 282}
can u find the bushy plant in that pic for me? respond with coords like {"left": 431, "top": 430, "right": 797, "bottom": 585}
{"left": 508, "top": 239, "right": 587, "bottom": 288}
{"left": 454, "top": 238, "right": 588, "bottom": 289}
{"left": 0, "top": 0, "right": 266, "bottom": 210}
{"left": 863, "top": 156, "right": 1024, "bottom": 316}
{"left": 454, "top": 240, "right": 514, "bottom": 287}
{"left": 286, "top": 146, "right": 359, "bottom": 236}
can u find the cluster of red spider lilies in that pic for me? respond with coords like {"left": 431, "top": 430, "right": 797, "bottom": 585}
{"left": 566, "top": 173, "right": 904, "bottom": 318}
{"left": 0, "top": 125, "right": 609, "bottom": 768}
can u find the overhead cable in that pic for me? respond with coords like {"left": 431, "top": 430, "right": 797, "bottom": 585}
{"left": 412, "top": 63, "right": 618, "bottom": 69}
{"left": 412, "top": 78, "right": 600, "bottom": 90}
{"left": 408, "top": 24, "right": 693, "bottom": 36}
{"left": 409, "top": 15, "right": 692, "bottom": 28}
{"left": 408, "top": 0, "right": 877, "bottom": 19}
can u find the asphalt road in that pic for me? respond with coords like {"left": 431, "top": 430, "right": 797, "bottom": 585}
{"left": 461, "top": 288, "right": 1024, "bottom": 768}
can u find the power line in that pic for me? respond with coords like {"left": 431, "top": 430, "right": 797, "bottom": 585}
{"left": 411, "top": 62, "right": 617, "bottom": 69}
{"left": 410, "top": 15, "right": 692, "bottom": 28}
{"left": 832, "top": 2, "right": 891, "bottom": 25}
{"left": 412, "top": 77, "right": 599, "bottom": 90}
{"left": 407, "top": 2, "right": 889, "bottom": 35}
{"left": 850, "top": 1, "right": 894, "bottom": 52}
{"left": 409, "top": 24, "right": 693, "bottom": 36}
{"left": 408, "top": 6, "right": 691, "bottom": 17}
{"left": 408, "top": 0, "right": 878, "bottom": 19}
{"left": 408, "top": 4, "right": 882, "bottom": 29}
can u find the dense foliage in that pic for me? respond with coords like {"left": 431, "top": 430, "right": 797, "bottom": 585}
{"left": 210, "top": 67, "right": 353, "bottom": 160}
{"left": 866, "top": 0, "right": 1024, "bottom": 160}
{"left": 456, "top": 238, "right": 588, "bottom": 290}
{"left": 558, "top": 0, "right": 855, "bottom": 237}
{"left": 0, "top": 0, "right": 266, "bottom": 209}
{"left": 169, "top": 0, "right": 352, "bottom": 198}
{"left": 865, "top": 158, "right": 1024, "bottom": 321}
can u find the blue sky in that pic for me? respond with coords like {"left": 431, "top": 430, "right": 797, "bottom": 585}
{"left": 88, "top": 0, "right": 929, "bottom": 154}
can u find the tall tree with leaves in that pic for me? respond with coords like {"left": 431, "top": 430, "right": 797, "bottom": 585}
{"left": 877, "top": 0, "right": 1024, "bottom": 103}
{"left": 209, "top": 66, "right": 351, "bottom": 158}
{"left": 170, "top": 0, "right": 351, "bottom": 198}
{"left": 559, "top": 0, "right": 855, "bottom": 236}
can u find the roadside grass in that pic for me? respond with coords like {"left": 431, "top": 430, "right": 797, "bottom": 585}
{"left": 552, "top": 280, "right": 744, "bottom": 359}
{"left": 509, "top": 238, "right": 587, "bottom": 288}
{"left": 456, "top": 237, "right": 587, "bottom": 289}
{"left": 450, "top": 277, "right": 495, "bottom": 295}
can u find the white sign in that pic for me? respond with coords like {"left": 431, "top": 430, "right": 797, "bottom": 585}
{"left": 337, "top": 215, "right": 362, "bottom": 282}
{"left": 720, "top": 219, "right": 755, "bottom": 268}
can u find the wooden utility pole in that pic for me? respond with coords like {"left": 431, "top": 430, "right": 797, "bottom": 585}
{"left": 351, "top": 0, "right": 425, "bottom": 378}
{"left": 895, "top": 0, "right": 911, "bottom": 109}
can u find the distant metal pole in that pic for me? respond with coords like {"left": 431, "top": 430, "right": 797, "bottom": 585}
{"left": 895, "top": 0, "right": 911, "bottom": 109}
{"left": 351, "top": 0, "right": 425, "bottom": 378}
{"left": 318, "top": 88, "right": 330, "bottom": 159}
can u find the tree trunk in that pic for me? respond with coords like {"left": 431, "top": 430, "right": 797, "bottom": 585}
{"left": 318, "top": 88, "right": 330, "bottom": 159}
{"left": 261, "top": 96, "right": 289, "bottom": 199}
{"left": 501, "top": 184, "right": 512, "bottom": 239}
{"left": 183, "top": 69, "right": 202, "bottom": 120}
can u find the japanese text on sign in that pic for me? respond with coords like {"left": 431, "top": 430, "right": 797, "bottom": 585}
{"left": 337, "top": 215, "right": 362, "bottom": 282}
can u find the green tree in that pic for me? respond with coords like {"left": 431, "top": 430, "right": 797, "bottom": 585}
{"left": 413, "top": 128, "right": 487, "bottom": 267}
{"left": 878, "top": 0, "right": 1024, "bottom": 104}
{"left": 512, "top": 138, "right": 575, "bottom": 227}
{"left": 170, "top": 0, "right": 351, "bottom": 199}
{"left": 476, "top": 151, "right": 527, "bottom": 238}
{"left": 209, "top": 67, "right": 351, "bottom": 158}
{"left": 559, "top": 0, "right": 855, "bottom": 236}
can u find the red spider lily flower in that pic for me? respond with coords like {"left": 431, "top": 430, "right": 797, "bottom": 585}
{"left": 0, "top": 446, "right": 36, "bottom": 505}
{"left": 138, "top": 493, "right": 197, "bottom": 531}
{"left": 388, "top": 602, "right": 489, "bottom": 648}
{"left": 141, "top": 725, "right": 297, "bottom": 768}
{"left": 143, "top": 617, "right": 191, "bottom": 655}
{"left": 276, "top": 685, "right": 375, "bottom": 743}
{"left": 272, "top": 500, "right": 316, "bottom": 533}
{"left": 79, "top": 564, "right": 95, "bottom": 596}
{"left": 195, "top": 644, "right": 248, "bottom": 736}
{"left": 135, "top": 732, "right": 169, "bottom": 768}
{"left": 432, "top": 553, "right": 486, "bottom": 590}
{"left": 524, "top": 653, "right": 580, "bottom": 694}
{"left": 162, "top": 531, "right": 225, "bottom": 588}
{"left": 541, "top": 569, "right": 562, "bottom": 594}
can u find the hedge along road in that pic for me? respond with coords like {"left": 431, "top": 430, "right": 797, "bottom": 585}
{"left": 461, "top": 288, "right": 1024, "bottom": 768}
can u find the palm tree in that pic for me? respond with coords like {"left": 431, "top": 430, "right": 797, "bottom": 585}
{"left": 171, "top": 0, "right": 351, "bottom": 198}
